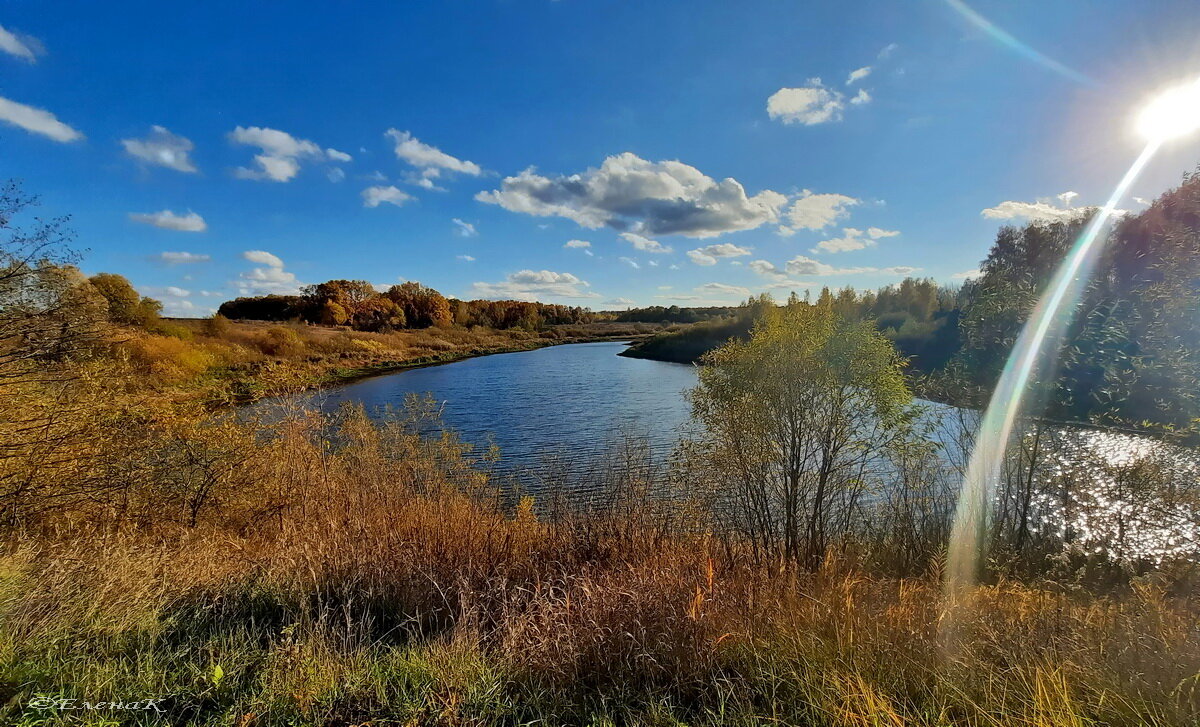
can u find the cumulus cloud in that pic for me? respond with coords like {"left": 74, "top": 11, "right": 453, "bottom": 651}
{"left": 687, "top": 243, "right": 752, "bottom": 266}
{"left": 129, "top": 210, "right": 207, "bottom": 232}
{"left": 235, "top": 250, "right": 300, "bottom": 295}
{"left": 619, "top": 232, "right": 673, "bottom": 253}
{"left": 0, "top": 24, "right": 42, "bottom": 62}
{"left": 878, "top": 43, "right": 899, "bottom": 59}
{"left": 981, "top": 191, "right": 1102, "bottom": 222}
{"left": 154, "top": 251, "right": 210, "bottom": 265}
{"left": 767, "top": 79, "right": 845, "bottom": 125}
{"left": 229, "top": 126, "right": 345, "bottom": 182}
{"left": 849, "top": 88, "right": 871, "bottom": 105}
{"left": 452, "top": 218, "right": 478, "bottom": 237}
{"left": 121, "top": 126, "right": 197, "bottom": 172}
{"left": 847, "top": 66, "right": 872, "bottom": 85}
{"left": 362, "top": 185, "right": 413, "bottom": 208}
{"left": 467, "top": 269, "right": 599, "bottom": 302}
{"left": 811, "top": 226, "right": 898, "bottom": 254}
{"left": 605, "top": 297, "right": 636, "bottom": 307}
{"left": 564, "top": 239, "right": 591, "bottom": 249}
{"left": 457, "top": 254, "right": 476, "bottom": 262}
{"left": 782, "top": 190, "right": 860, "bottom": 232}
{"left": 951, "top": 269, "right": 982, "bottom": 280}
{"left": 477, "top": 152, "right": 787, "bottom": 238}
{"left": 0, "top": 96, "right": 82, "bottom": 142}
{"left": 385, "top": 129, "right": 481, "bottom": 189}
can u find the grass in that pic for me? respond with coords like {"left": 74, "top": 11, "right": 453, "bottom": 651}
{"left": 0, "top": 408, "right": 1196, "bottom": 726}
{"left": 120, "top": 318, "right": 663, "bottom": 406}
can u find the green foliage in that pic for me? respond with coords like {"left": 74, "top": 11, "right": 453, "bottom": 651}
{"left": 952, "top": 170, "right": 1200, "bottom": 432}
{"left": 689, "top": 298, "right": 913, "bottom": 565}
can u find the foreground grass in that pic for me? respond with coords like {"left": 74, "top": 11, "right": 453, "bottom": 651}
{"left": 2, "top": 530, "right": 1197, "bottom": 726}
{"left": 1, "top": 407, "right": 1196, "bottom": 726}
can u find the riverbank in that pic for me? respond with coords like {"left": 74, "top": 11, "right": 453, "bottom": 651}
{"left": 125, "top": 319, "right": 663, "bottom": 408}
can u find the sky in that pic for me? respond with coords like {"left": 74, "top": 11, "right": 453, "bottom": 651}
{"left": 3, "top": 0, "right": 1200, "bottom": 316}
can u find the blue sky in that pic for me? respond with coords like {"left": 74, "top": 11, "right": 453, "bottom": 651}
{"left": 3, "top": 0, "right": 1200, "bottom": 316}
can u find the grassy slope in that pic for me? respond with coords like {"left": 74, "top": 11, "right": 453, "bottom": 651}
{"left": 136, "top": 319, "right": 662, "bottom": 407}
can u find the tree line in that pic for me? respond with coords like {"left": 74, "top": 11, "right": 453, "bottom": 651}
{"left": 218, "top": 280, "right": 596, "bottom": 332}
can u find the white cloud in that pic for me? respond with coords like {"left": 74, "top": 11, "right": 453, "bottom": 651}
{"left": 847, "top": 66, "right": 872, "bottom": 85}
{"left": 235, "top": 250, "right": 300, "bottom": 295}
{"left": 385, "top": 129, "right": 482, "bottom": 183}
{"left": 605, "top": 297, "right": 636, "bottom": 307}
{"left": 1057, "top": 191, "right": 1079, "bottom": 206}
{"left": 362, "top": 185, "right": 413, "bottom": 208}
{"left": 564, "top": 239, "right": 591, "bottom": 248}
{"left": 154, "top": 251, "right": 210, "bottom": 265}
{"left": 0, "top": 24, "right": 41, "bottom": 62}
{"left": 951, "top": 269, "right": 981, "bottom": 280}
{"left": 619, "top": 256, "right": 640, "bottom": 269}
{"left": 477, "top": 152, "right": 787, "bottom": 238}
{"left": 243, "top": 250, "right": 284, "bottom": 268}
{"left": 767, "top": 79, "right": 845, "bottom": 125}
{"left": 0, "top": 96, "right": 82, "bottom": 142}
{"left": 981, "top": 198, "right": 1080, "bottom": 222}
{"left": 687, "top": 243, "right": 752, "bottom": 266}
{"left": 1133, "top": 196, "right": 1150, "bottom": 206}
{"left": 121, "top": 126, "right": 197, "bottom": 172}
{"left": 230, "top": 126, "right": 338, "bottom": 182}
{"left": 452, "top": 218, "right": 478, "bottom": 237}
{"left": 867, "top": 226, "right": 900, "bottom": 239}
{"left": 457, "top": 254, "right": 476, "bottom": 262}
{"left": 878, "top": 43, "right": 899, "bottom": 59}
{"left": 783, "top": 190, "right": 860, "bottom": 231}
{"left": 327, "top": 168, "right": 346, "bottom": 183}
{"left": 696, "top": 282, "right": 751, "bottom": 297}
{"left": 326, "top": 148, "right": 352, "bottom": 162}
{"left": 784, "top": 254, "right": 919, "bottom": 277}
{"left": 619, "top": 232, "right": 673, "bottom": 253}
{"left": 467, "top": 269, "right": 599, "bottom": 302}
{"left": 129, "top": 210, "right": 207, "bottom": 232}
{"left": 811, "top": 226, "right": 898, "bottom": 254}
{"left": 849, "top": 88, "right": 871, "bottom": 106}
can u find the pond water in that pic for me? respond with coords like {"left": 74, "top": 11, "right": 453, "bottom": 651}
{"left": 282, "top": 341, "right": 698, "bottom": 471}
{"left": 262, "top": 340, "right": 1200, "bottom": 563}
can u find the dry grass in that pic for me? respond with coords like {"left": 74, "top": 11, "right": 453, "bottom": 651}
{"left": 122, "top": 319, "right": 662, "bottom": 406}
{"left": 1, "top": 407, "right": 1196, "bottom": 726}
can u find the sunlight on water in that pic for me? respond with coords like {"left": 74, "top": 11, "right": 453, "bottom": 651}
{"left": 946, "top": 141, "right": 1161, "bottom": 599}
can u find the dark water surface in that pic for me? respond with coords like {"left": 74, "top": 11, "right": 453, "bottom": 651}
{"left": 292, "top": 341, "right": 698, "bottom": 468}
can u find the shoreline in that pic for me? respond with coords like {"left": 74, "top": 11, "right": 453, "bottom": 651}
{"left": 223, "top": 333, "right": 647, "bottom": 406}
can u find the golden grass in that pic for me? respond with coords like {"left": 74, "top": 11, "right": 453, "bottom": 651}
{"left": 1, "top": 408, "right": 1196, "bottom": 726}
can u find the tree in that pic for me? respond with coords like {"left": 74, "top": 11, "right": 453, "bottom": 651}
{"left": 687, "top": 297, "right": 913, "bottom": 567}
{"left": 89, "top": 272, "right": 161, "bottom": 326}
{"left": 385, "top": 282, "right": 451, "bottom": 328}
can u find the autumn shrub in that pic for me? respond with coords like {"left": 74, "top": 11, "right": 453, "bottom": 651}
{"left": 118, "top": 334, "right": 217, "bottom": 382}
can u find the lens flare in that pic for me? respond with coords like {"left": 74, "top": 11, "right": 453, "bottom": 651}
{"left": 945, "top": 141, "right": 1160, "bottom": 600}
{"left": 1136, "top": 79, "right": 1200, "bottom": 142}
{"left": 944, "top": 0, "right": 1094, "bottom": 87}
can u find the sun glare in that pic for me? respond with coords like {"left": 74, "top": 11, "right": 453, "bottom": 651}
{"left": 1137, "top": 78, "right": 1200, "bottom": 142}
